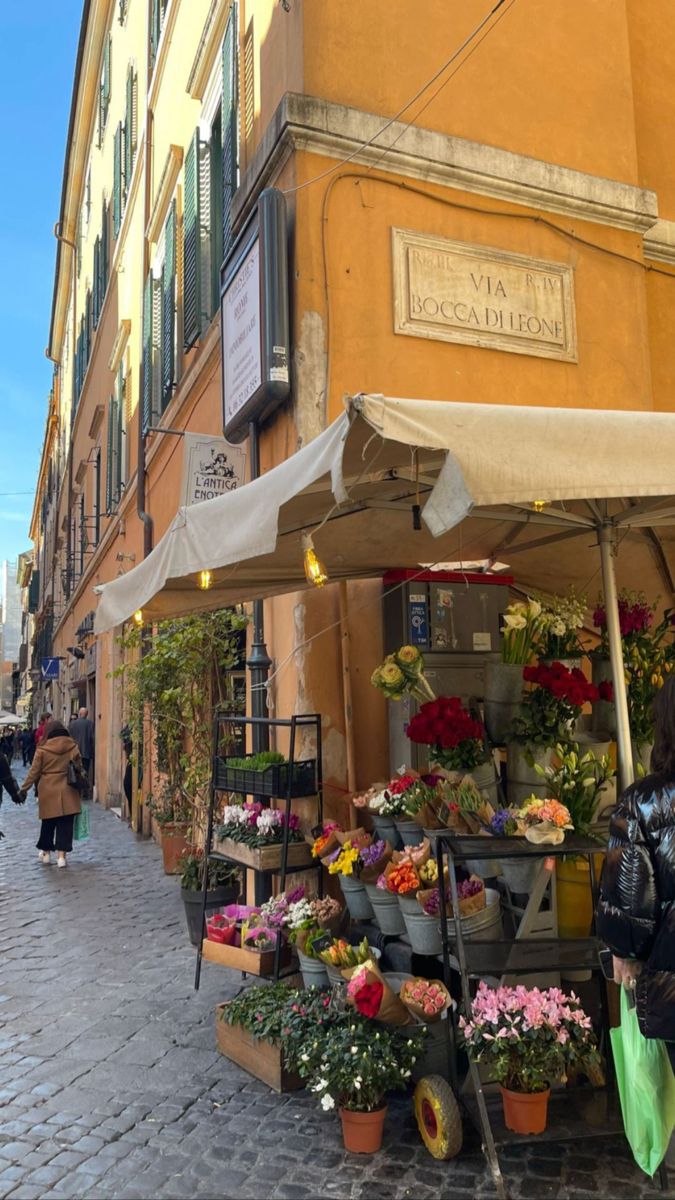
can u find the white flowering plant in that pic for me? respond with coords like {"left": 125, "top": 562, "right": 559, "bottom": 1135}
{"left": 500, "top": 599, "right": 543, "bottom": 664}
{"left": 296, "top": 1017, "right": 425, "bottom": 1114}
{"left": 217, "top": 800, "right": 303, "bottom": 847}
{"left": 536, "top": 589, "right": 587, "bottom": 660}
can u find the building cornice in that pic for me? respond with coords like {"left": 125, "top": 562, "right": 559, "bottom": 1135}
{"left": 643, "top": 218, "right": 675, "bottom": 266}
{"left": 234, "top": 92, "right": 659, "bottom": 236}
{"left": 186, "top": 0, "right": 230, "bottom": 100}
{"left": 146, "top": 144, "right": 183, "bottom": 245}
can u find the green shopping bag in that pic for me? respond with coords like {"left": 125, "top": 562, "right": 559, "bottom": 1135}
{"left": 610, "top": 987, "right": 675, "bottom": 1175}
{"left": 73, "top": 805, "right": 90, "bottom": 842}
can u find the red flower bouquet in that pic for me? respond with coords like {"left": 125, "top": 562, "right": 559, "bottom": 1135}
{"left": 406, "top": 696, "right": 486, "bottom": 770}
{"left": 512, "top": 662, "right": 599, "bottom": 749}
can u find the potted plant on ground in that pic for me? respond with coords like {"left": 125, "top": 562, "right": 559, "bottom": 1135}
{"left": 459, "top": 981, "right": 602, "bottom": 1134}
{"left": 178, "top": 847, "right": 239, "bottom": 946}
{"left": 148, "top": 784, "right": 194, "bottom": 874}
{"left": 297, "top": 1012, "right": 424, "bottom": 1152}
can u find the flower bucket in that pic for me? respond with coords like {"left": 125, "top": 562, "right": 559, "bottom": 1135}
{"left": 338, "top": 874, "right": 374, "bottom": 921}
{"left": 506, "top": 743, "right": 552, "bottom": 808}
{"left": 500, "top": 1086, "right": 550, "bottom": 1134}
{"left": 445, "top": 888, "right": 502, "bottom": 943}
{"left": 591, "top": 657, "right": 616, "bottom": 737}
{"left": 633, "top": 741, "right": 654, "bottom": 775}
{"left": 365, "top": 884, "right": 406, "bottom": 936}
{"left": 465, "top": 857, "right": 501, "bottom": 879}
{"left": 340, "top": 1106, "right": 387, "bottom": 1154}
{"left": 401, "top": 909, "right": 443, "bottom": 955}
{"left": 469, "top": 760, "right": 500, "bottom": 810}
{"left": 395, "top": 819, "right": 424, "bottom": 846}
{"left": 411, "top": 1012, "right": 454, "bottom": 1082}
{"left": 325, "top": 946, "right": 380, "bottom": 986}
{"left": 397, "top": 891, "right": 423, "bottom": 915}
{"left": 297, "top": 949, "right": 330, "bottom": 989}
{"left": 499, "top": 857, "right": 543, "bottom": 896}
{"left": 483, "top": 661, "right": 525, "bottom": 746}
{"left": 370, "top": 813, "right": 403, "bottom": 850}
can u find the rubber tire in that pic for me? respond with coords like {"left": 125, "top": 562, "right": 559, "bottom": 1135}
{"left": 413, "top": 1074, "right": 463, "bottom": 1160}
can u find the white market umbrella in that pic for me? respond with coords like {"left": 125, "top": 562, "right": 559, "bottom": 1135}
{"left": 95, "top": 394, "right": 675, "bottom": 790}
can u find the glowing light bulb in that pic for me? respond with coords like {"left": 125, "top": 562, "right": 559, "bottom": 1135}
{"left": 532, "top": 499, "right": 546, "bottom": 512}
{"left": 133, "top": 609, "right": 144, "bottom": 626}
{"left": 198, "top": 569, "right": 213, "bottom": 591}
{"left": 302, "top": 533, "right": 328, "bottom": 588}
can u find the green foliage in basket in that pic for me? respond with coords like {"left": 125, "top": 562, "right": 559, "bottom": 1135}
{"left": 225, "top": 751, "right": 287, "bottom": 771}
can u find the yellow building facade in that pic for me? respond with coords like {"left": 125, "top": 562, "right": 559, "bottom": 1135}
{"left": 31, "top": 0, "right": 675, "bottom": 819}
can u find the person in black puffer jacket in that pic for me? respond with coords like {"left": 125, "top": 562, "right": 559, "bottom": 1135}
{"left": 596, "top": 674, "right": 675, "bottom": 1058}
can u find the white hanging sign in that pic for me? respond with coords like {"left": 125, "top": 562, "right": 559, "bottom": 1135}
{"left": 180, "top": 433, "right": 247, "bottom": 507}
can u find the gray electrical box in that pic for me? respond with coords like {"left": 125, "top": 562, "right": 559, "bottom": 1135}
{"left": 382, "top": 570, "right": 512, "bottom": 773}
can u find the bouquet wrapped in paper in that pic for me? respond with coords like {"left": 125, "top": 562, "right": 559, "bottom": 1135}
{"left": 335, "top": 827, "right": 373, "bottom": 850}
{"left": 310, "top": 823, "right": 342, "bottom": 860}
{"left": 359, "top": 839, "right": 394, "bottom": 884}
{"left": 392, "top": 837, "right": 431, "bottom": 870}
{"left": 400, "top": 978, "right": 453, "bottom": 1024}
{"left": 344, "top": 959, "right": 414, "bottom": 1026}
{"left": 383, "top": 859, "right": 420, "bottom": 896}
{"left": 418, "top": 876, "right": 486, "bottom": 919}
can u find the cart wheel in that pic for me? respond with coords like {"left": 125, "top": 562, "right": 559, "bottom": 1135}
{"left": 413, "top": 1075, "right": 463, "bottom": 1160}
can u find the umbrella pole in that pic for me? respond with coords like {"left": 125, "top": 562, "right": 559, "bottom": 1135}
{"left": 598, "top": 524, "right": 634, "bottom": 793}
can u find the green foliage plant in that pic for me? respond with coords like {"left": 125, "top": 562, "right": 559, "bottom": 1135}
{"left": 534, "top": 742, "right": 614, "bottom": 837}
{"left": 114, "top": 609, "right": 247, "bottom": 829}
{"left": 178, "top": 846, "right": 238, "bottom": 892}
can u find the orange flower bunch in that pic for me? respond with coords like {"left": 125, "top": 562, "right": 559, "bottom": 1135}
{"left": 385, "top": 862, "right": 420, "bottom": 895}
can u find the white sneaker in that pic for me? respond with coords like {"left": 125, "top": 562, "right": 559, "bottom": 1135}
{"left": 38, "top": 851, "right": 51, "bottom": 864}
{"left": 56, "top": 854, "right": 67, "bottom": 868}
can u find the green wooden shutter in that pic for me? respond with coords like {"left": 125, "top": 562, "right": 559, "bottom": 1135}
{"left": 150, "top": 0, "right": 161, "bottom": 67}
{"left": 93, "top": 236, "right": 101, "bottom": 328}
{"left": 84, "top": 291, "right": 92, "bottom": 365}
{"left": 105, "top": 397, "right": 114, "bottom": 513}
{"left": 142, "top": 273, "right": 153, "bottom": 433}
{"left": 183, "top": 130, "right": 201, "bottom": 350}
{"left": 125, "top": 67, "right": 137, "bottom": 187}
{"left": 100, "top": 35, "right": 111, "bottom": 142}
{"left": 209, "top": 112, "right": 223, "bottom": 315}
{"left": 117, "top": 365, "right": 127, "bottom": 493}
{"left": 222, "top": 5, "right": 238, "bottom": 260}
{"left": 161, "top": 201, "right": 176, "bottom": 408}
{"left": 102, "top": 199, "right": 109, "bottom": 294}
{"left": 113, "top": 123, "right": 122, "bottom": 237}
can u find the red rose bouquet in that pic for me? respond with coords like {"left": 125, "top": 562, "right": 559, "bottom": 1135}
{"left": 511, "top": 662, "right": 599, "bottom": 750}
{"left": 406, "top": 696, "right": 486, "bottom": 771}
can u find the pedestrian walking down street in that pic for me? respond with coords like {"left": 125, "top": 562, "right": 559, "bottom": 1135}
{"left": 20, "top": 726, "right": 34, "bottom": 766}
{"left": 69, "top": 706, "right": 95, "bottom": 789}
{"left": 19, "top": 720, "right": 84, "bottom": 868}
{"left": 0, "top": 747, "right": 25, "bottom": 839}
{"left": 597, "top": 676, "right": 675, "bottom": 1163}
{"left": 35, "top": 712, "right": 49, "bottom": 747}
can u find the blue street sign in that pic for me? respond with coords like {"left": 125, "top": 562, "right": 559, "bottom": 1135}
{"left": 41, "top": 657, "right": 61, "bottom": 681}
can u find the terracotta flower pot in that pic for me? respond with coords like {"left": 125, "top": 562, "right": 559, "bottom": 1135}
{"left": 339, "top": 1105, "right": 387, "bottom": 1153}
{"left": 500, "top": 1085, "right": 550, "bottom": 1134}
{"left": 159, "top": 823, "right": 190, "bottom": 874}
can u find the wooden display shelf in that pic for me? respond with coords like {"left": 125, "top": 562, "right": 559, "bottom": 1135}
{"left": 212, "top": 836, "right": 313, "bottom": 872}
{"left": 215, "top": 1004, "right": 302, "bottom": 1092}
{"left": 202, "top": 937, "right": 291, "bottom": 976}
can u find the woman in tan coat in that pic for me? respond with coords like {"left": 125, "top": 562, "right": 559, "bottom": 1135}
{"left": 20, "top": 719, "right": 83, "bottom": 867}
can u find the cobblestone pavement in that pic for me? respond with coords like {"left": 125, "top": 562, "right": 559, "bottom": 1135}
{"left": 0, "top": 769, "right": 670, "bottom": 1200}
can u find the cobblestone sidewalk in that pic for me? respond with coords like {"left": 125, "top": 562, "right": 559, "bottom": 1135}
{"left": 0, "top": 774, "right": 668, "bottom": 1199}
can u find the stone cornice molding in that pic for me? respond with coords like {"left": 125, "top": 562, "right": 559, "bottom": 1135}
{"left": 234, "top": 93, "right": 659, "bottom": 236}
{"left": 643, "top": 218, "right": 675, "bottom": 266}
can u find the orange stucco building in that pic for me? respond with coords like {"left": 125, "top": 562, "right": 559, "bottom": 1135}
{"left": 29, "top": 0, "right": 675, "bottom": 822}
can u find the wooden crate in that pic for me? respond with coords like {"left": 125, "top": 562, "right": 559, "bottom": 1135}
{"left": 215, "top": 1005, "right": 302, "bottom": 1092}
{"left": 202, "top": 937, "right": 291, "bottom": 976}
{"left": 213, "top": 836, "right": 313, "bottom": 872}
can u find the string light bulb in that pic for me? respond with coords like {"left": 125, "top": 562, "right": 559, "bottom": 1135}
{"left": 133, "top": 609, "right": 144, "bottom": 626}
{"left": 302, "top": 533, "right": 328, "bottom": 588}
{"left": 532, "top": 499, "right": 546, "bottom": 512}
{"left": 198, "top": 569, "right": 213, "bottom": 591}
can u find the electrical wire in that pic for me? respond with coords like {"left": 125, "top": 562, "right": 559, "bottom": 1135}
{"left": 282, "top": 0, "right": 508, "bottom": 197}
{"left": 365, "top": 0, "right": 518, "bottom": 177}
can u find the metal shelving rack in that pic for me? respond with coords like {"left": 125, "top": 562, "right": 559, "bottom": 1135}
{"left": 194, "top": 711, "right": 323, "bottom": 990}
{"left": 432, "top": 832, "right": 626, "bottom": 1200}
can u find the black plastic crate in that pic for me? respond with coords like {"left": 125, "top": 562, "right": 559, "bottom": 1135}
{"left": 214, "top": 757, "right": 317, "bottom": 798}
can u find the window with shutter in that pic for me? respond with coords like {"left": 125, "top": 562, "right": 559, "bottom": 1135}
{"left": 142, "top": 273, "right": 153, "bottom": 433}
{"left": 161, "top": 201, "right": 176, "bottom": 408}
{"left": 105, "top": 397, "right": 115, "bottom": 514}
{"left": 183, "top": 130, "right": 201, "bottom": 351}
{"left": 99, "top": 34, "right": 112, "bottom": 145}
{"left": 93, "top": 237, "right": 101, "bottom": 329}
{"left": 209, "top": 110, "right": 223, "bottom": 314}
{"left": 84, "top": 291, "right": 92, "bottom": 367}
{"left": 125, "top": 66, "right": 137, "bottom": 189}
{"left": 222, "top": 4, "right": 239, "bottom": 261}
{"left": 102, "top": 198, "right": 109, "bottom": 295}
{"left": 150, "top": 0, "right": 169, "bottom": 69}
{"left": 199, "top": 137, "right": 212, "bottom": 329}
{"left": 116, "top": 364, "right": 126, "bottom": 500}
{"left": 113, "top": 123, "right": 123, "bottom": 237}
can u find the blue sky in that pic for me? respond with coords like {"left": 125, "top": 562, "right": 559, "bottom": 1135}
{"left": 0, "top": 6, "right": 82, "bottom": 569}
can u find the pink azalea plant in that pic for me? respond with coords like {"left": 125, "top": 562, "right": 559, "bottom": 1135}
{"left": 459, "top": 981, "right": 601, "bottom": 1094}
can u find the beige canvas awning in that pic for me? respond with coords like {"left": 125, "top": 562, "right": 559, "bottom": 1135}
{"left": 95, "top": 394, "right": 675, "bottom": 633}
